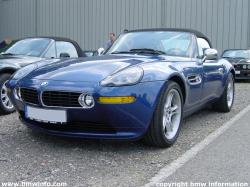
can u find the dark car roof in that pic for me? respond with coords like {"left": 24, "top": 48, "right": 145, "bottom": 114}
{"left": 128, "top": 28, "right": 212, "bottom": 47}
{"left": 19, "top": 36, "right": 85, "bottom": 57}
{"left": 222, "top": 49, "right": 250, "bottom": 53}
{"left": 23, "top": 36, "right": 75, "bottom": 42}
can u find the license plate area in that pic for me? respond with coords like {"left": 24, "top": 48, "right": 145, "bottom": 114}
{"left": 25, "top": 106, "right": 67, "bottom": 124}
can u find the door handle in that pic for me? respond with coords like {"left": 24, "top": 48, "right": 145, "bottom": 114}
{"left": 218, "top": 68, "right": 224, "bottom": 74}
{"left": 187, "top": 74, "right": 202, "bottom": 85}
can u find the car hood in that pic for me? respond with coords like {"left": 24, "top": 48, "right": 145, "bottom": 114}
{"left": 0, "top": 55, "right": 43, "bottom": 67}
{"left": 26, "top": 55, "right": 182, "bottom": 82}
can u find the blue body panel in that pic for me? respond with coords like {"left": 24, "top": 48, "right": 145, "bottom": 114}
{"left": 7, "top": 54, "right": 234, "bottom": 140}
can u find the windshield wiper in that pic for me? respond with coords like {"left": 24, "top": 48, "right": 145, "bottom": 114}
{"left": 111, "top": 51, "right": 135, "bottom": 54}
{"left": 130, "top": 48, "right": 166, "bottom": 55}
{"left": 0, "top": 52, "right": 15, "bottom": 56}
{"left": 111, "top": 48, "right": 166, "bottom": 55}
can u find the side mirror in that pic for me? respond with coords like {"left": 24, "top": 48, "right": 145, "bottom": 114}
{"left": 203, "top": 48, "right": 218, "bottom": 61}
{"left": 60, "top": 52, "right": 70, "bottom": 58}
{"left": 97, "top": 48, "right": 105, "bottom": 56}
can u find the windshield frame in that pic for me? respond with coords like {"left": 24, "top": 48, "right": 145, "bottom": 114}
{"left": 105, "top": 31, "right": 197, "bottom": 58}
{"left": 5, "top": 38, "right": 53, "bottom": 57}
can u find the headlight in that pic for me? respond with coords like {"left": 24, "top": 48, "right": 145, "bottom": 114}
{"left": 12, "top": 64, "right": 37, "bottom": 80}
{"left": 100, "top": 66, "right": 143, "bottom": 87}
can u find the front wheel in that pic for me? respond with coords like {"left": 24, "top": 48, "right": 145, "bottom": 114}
{"left": 144, "top": 81, "right": 183, "bottom": 148}
{"left": 213, "top": 73, "right": 235, "bottom": 112}
{"left": 0, "top": 73, "right": 15, "bottom": 115}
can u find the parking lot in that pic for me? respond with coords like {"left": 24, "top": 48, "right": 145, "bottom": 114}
{"left": 0, "top": 82, "right": 250, "bottom": 187}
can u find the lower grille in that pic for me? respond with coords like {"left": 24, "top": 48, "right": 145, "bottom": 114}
{"left": 20, "top": 88, "right": 39, "bottom": 105}
{"left": 42, "top": 91, "right": 82, "bottom": 108}
{"left": 37, "top": 122, "right": 116, "bottom": 133}
{"left": 20, "top": 113, "right": 116, "bottom": 133}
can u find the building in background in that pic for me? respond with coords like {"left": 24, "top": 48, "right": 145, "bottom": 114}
{"left": 0, "top": 0, "right": 249, "bottom": 53}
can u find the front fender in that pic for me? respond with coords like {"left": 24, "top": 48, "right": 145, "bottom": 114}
{"left": 139, "top": 61, "right": 187, "bottom": 105}
{"left": 139, "top": 61, "right": 183, "bottom": 82}
{"left": 219, "top": 58, "right": 235, "bottom": 86}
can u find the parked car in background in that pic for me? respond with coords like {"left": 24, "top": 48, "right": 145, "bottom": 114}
{"left": 7, "top": 29, "right": 235, "bottom": 147}
{"left": 0, "top": 37, "right": 84, "bottom": 114}
{"left": 221, "top": 49, "right": 250, "bottom": 80}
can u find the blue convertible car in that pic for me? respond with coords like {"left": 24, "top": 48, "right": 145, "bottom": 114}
{"left": 7, "top": 29, "right": 235, "bottom": 147}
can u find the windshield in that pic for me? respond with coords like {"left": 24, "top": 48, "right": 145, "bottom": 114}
{"left": 106, "top": 31, "right": 194, "bottom": 57}
{"left": 5, "top": 38, "right": 51, "bottom": 57}
{"left": 222, "top": 50, "right": 250, "bottom": 59}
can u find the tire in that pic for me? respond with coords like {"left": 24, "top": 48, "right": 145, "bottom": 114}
{"left": 0, "top": 73, "right": 15, "bottom": 115}
{"left": 144, "top": 81, "right": 184, "bottom": 148}
{"left": 212, "top": 73, "right": 235, "bottom": 113}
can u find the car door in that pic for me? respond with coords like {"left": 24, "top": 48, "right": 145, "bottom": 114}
{"left": 181, "top": 60, "right": 204, "bottom": 109}
{"left": 197, "top": 38, "right": 224, "bottom": 102}
{"left": 177, "top": 35, "right": 204, "bottom": 110}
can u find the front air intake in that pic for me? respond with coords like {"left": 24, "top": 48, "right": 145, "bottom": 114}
{"left": 42, "top": 91, "right": 82, "bottom": 108}
{"left": 20, "top": 88, "right": 39, "bottom": 105}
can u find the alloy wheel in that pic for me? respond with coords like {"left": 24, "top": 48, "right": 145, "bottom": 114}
{"left": 1, "top": 80, "right": 14, "bottom": 110}
{"left": 162, "top": 89, "right": 182, "bottom": 140}
{"left": 227, "top": 77, "right": 234, "bottom": 108}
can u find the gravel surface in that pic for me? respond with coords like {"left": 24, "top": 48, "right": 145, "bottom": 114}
{"left": 0, "top": 83, "right": 250, "bottom": 187}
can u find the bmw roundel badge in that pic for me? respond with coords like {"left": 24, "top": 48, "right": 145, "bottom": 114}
{"left": 41, "top": 81, "right": 48, "bottom": 87}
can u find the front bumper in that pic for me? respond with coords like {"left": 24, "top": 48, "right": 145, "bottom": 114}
{"left": 234, "top": 76, "right": 250, "bottom": 80}
{"left": 234, "top": 65, "right": 250, "bottom": 79}
{"left": 7, "top": 79, "right": 165, "bottom": 140}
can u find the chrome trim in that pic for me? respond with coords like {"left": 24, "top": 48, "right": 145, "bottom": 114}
{"left": 218, "top": 68, "right": 224, "bottom": 74}
{"left": 20, "top": 87, "right": 95, "bottom": 109}
{"left": 187, "top": 74, "right": 202, "bottom": 85}
{"left": 40, "top": 90, "right": 91, "bottom": 109}
{"left": 22, "top": 102, "right": 39, "bottom": 107}
{"left": 40, "top": 39, "right": 55, "bottom": 58}
{"left": 78, "top": 93, "right": 95, "bottom": 109}
{"left": 14, "top": 87, "right": 22, "bottom": 101}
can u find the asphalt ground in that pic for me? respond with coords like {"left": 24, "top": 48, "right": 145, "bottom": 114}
{"left": 160, "top": 105, "right": 250, "bottom": 186}
{"left": 0, "top": 82, "right": 250, "bottom": 187}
